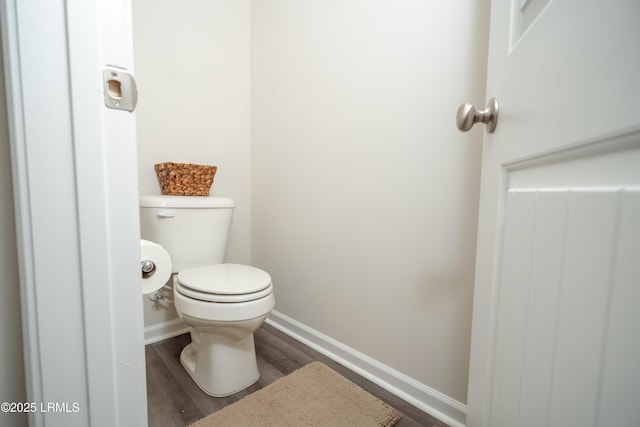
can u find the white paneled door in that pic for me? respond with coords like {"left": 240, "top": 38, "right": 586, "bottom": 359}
{"left": 466, "top": 0, "right": 640, "bottom": 426}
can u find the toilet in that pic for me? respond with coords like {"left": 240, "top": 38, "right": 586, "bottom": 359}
{"left": 139, "top": 195, "right": 275, "bottom": 397}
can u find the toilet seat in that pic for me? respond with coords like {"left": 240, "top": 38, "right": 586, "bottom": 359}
{"left": 176, "top": 263, "right": 273, "bottom": 303}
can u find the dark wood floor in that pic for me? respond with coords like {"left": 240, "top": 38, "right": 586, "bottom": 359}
{"left": 145, "top": 322, "right": 449, "bottom": 427}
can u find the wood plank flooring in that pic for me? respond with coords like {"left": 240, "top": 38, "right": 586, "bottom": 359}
{"left": 146, "top": 322, "right": 449, "bottom": 427}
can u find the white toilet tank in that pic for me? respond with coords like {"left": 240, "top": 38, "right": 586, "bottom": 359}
{"left": 139, "top": 195, "right": 234, "bottom": 272}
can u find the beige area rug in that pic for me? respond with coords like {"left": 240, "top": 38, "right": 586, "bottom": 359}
{"left": 188, "top": 361, "right": 402, "bottom": 427}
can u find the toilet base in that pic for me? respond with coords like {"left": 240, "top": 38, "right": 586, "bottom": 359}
{"left": 179, "top": 328, "right": 260, "bottom": 397}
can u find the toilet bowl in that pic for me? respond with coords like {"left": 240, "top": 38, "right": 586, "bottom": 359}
{"left": 172, "top": 263, "right": 275, "bottom": 396}
{"left": 139, "top": 195, "right": 276, "bottom": 397}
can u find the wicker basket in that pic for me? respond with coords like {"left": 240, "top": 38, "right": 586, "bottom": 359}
{"left": 154, "top": 162, "right": 217, "bottom": 196}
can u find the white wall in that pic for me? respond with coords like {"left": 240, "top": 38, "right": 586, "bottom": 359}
{"left": 0, "top": 38, "right": 27, "bottom": 427}
{"left": 251, "top": 0, "right": 489, "bottom": 403}
{"left": 133, "top": 0, "right": 252, "bottom": 328}
{"left": 133, "top": 0, "right": 489, "bottom": 405}
{"left": 133, "top": 0, "right": 251, "bottom": 264}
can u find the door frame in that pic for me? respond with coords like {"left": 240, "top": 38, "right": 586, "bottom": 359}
{"left": 1, "top": 1, "right": 146, "bottom": 426}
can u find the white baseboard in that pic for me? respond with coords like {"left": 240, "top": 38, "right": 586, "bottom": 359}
{"left": 144, "top": 318, "right": 189, "bottom": 345}
{"left": 265, "top": 310, "right": 467, "bottom": 427}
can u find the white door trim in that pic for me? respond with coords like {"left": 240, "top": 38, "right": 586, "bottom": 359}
{"left": 1, "top": 1, "right": 146, "bottom": 426}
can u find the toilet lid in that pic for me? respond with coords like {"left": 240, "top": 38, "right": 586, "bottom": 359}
{"left": 177, "top": 263, "right": 272, "bottom": 296}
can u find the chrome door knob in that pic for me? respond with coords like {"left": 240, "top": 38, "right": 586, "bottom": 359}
{"left": 456, "top": 98, "right": 499, "bottom": 133}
